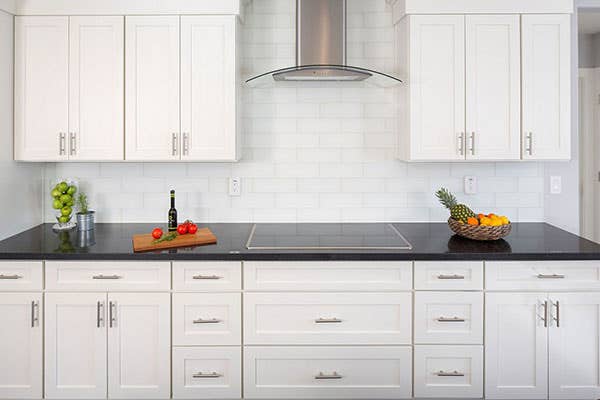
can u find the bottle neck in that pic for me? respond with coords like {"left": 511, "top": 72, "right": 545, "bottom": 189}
{"left": 170, "top": 194, "right": 175, "bottom": 208}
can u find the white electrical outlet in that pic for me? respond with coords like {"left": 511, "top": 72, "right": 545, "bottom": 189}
{"left": 464, "top": 176, "right": 477, "bottom": 194}
{"left": 229, "top": 177, "right": 241, "bottom": 196}
{"left": 550, "top": 176, "right": 562, "bottom": 194}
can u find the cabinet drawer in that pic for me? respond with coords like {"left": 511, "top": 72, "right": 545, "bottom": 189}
{"left": 486, "top": 261, "right": 600, "bottom": 290}
{"left": 244, "top": 292, "right": 412, "bottom": 345}
{"left": 414, "top": 345, "right": 483, "bottom": 399}
{"left": 172, "top": 347, "right": 241, "bottom": 399}
{"left": 173, "top": 262, "right": 241, "bottom": 291}
{"left": 173, "top": 293, "right": 241, "bottom": 346}
{"left": 45, "top": 261, "right": 170, "bottom": 291}
{"left": 414, "top": 261, "right": 483, "bottom": 290}
{"left": 244, "top": 261, "right": 412, "bottom": 291}
{"left": 414, "top": 292, "right": 483, "bottom": 344}
{"left": 244, "top": 346, "right": 412, "bottom": 399}
{"left": 0, "top": 261, "right": 43, "bottom": 291}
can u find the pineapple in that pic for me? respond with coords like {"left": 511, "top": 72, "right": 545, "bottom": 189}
{"left": 436, "top": 188, "right": 476, "bottom": 223}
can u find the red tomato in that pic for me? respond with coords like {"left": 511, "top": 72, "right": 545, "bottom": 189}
{"left": 151, "top": 228, "right": 163, "bottom": 239}
{"left": 177, "top": 224, "right": 188, "bottom": 235}
{"left": 188, "top": 224, "right": 198, "bottom": 234}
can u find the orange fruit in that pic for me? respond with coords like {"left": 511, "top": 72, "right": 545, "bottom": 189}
{"left": 467, "top": 217, "right": 479, "bottom": 226}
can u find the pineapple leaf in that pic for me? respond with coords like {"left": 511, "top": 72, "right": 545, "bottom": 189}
{"left": 435, "top": 187, "right": 457, "bottom": 210}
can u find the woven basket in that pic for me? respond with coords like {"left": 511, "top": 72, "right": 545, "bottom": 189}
{"left": 447, "top": 218, "right": 511, "bottom": 241}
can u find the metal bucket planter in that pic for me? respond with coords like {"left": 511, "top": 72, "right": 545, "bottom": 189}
{"left": 76, "top": 211, "right": 95, "bottom": 232}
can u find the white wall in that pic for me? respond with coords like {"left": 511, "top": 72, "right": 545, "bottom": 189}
{"left": 42, "top": 0, "right": 547, "bottom": 224}
{"left": 0, "top": 10, "right": 43, "bottom": 239}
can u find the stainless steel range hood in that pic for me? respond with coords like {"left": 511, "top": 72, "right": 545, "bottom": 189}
{"left": 246, "top": 0, "right": 402, "bottom": 87}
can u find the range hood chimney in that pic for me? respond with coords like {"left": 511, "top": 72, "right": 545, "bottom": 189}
{"left": 246, "top": 0, "right": 402, "bottom": 87}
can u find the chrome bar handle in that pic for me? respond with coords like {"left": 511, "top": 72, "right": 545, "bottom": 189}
{"left": 437, "top": 274, "right": 465, "bottom": 280}
{"left": 315, "top": 318, "right": 343, "bottom": 324}
{"left": 97, "top": 301, "right": 105, "bottom": 328}
{"left": 59, "top": 133, "right": 66, "bottom": 156}
{"left": 193, "top": 318, "right": 222, "bottom": 324}
{"left": 469, "top": 132, "right": 475, "bottom": 155}
{"left": 437, "top": 317, "right": 466, "bottom": 323}
{"left": 109, "top": 301, "right": 116, "bottom": 328}
{"left": 183, "top": 133, "right": 190, "bottom": 156}
{"left": 172, "top": 133, "right": 179, "bottom": 156}
{"left": 553, "top": 301, "right": 560, "bottom": 328}
{"left": 458, "top": 132, "right": 465, "bottom": 156}
{"left": 92, "top": 275, "right": 122, "bottom": 280}
{"left": 315, "top": 372, "right": 342, "bottom": 380}
{"left": 31, "top": 301, "right": 39, "bottom": 328}
{"left": 537, "top": 274, "right": 565, "bottom": 280}
{"left": 435, "top": 370, "right": 465, "bottom": 377}
{"left": 0, "top": 274, "right": 22, "bottom": 280}
{"left": 525, "top": 132, "right": 533, "bottom": 155}
{"left": 69, "top": 132, "right": 76, "bottom": 156}
{"left": 192, "top": 275, "right": 223, "bottom": 280}
{"left": 537, "top": 300, "right": 548, "bottom": 327}
{"left": 193, "top": 372, "right": 223, "bottom": 379}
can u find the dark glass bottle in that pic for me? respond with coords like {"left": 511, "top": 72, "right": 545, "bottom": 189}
{"left": 168, "top": 190, "right": 178, "bottom": 232}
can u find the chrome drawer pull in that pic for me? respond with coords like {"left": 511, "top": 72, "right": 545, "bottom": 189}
{"left": 315, "top": 318, "right": 343, "bottom": 324}
{"left": 437, "top": 274, "right": 465, "bottom": 280}
{"left": 553, "top": 300, "right": 560, "bottom": 328}
{"left": 31, "top": 301, "right": 39, "bottom": 327}
{"left": 109, "top": 301, "right": 117, "bottom": 328}
{"left": 193, "top": 318, "right": 222, "bottom": 324}
{"left": 537, "top": 274, "right": 565, "bottom": 279}
{"left": 0, "top": 274, "right": 22, "bottom": 280}
{"left": 97, "top": 301, "right": 105, "bottom": 328}
{"left": 315, "top": 372, "right": 342, "bottom": 380}
{"left": 435, "top": 370, "right": 465, "bottom": 377}
{"left": 92, "top": 275, "right": 122, "bottom": 280}
{"left": 192, "top": 275, "right": 223, "bottom": 280}
{"left": 193, "top": 372, "right": 223, "bottom": 379}
{"left": 437, "top": 317, "right": 466, "bottom": 323}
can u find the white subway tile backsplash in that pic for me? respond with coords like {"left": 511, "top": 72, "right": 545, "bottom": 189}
{"left": 42, "top": 0, "right": 546, "bottom": 224}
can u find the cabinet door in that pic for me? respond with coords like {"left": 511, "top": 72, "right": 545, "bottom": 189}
{"left": 108, "top": 293, "right": 171, "bottom": 399}
{"left": 0, "top": 293, "right": 42, "bottom": 399}
{"left": 69, "top": 16, "right": 124, "bottom": 161}
{"left": 15, "top": 16, "right": 69, "bottom": 161}
{"left": 125, "top": 16, "right": 180, "bottom": 161}
{"left": 522, "top": 14, "right": 571, "bottom": 160}
{"left": 45, "top": 293, "right": 107, "bottom": 399}
{"left": 409, "top": 15, "right": 465, "bottom": 161}
{"left": 485, "top": 293, "right": 548, "bottom": 399}
{"left": 465, "top": 15, "right": 520, "bottom": 160}
{"left": 181, "top": 16, "right": 238, "bottom": 161}
{"left": 549, "top": 293, "right": 600, "bottom": 399}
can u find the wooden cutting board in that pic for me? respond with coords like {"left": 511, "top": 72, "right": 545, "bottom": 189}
{"left": 133, "top": 228, "right": 217, "bottom": 253}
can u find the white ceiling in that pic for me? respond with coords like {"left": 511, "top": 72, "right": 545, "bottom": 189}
{"left": 579, "top": 11, "right": 600, "bottom": 34}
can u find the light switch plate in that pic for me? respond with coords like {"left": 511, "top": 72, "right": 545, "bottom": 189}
{"left": 229, "top": 177, "right": 241, "bottom": 196}
{"left": 550, "top": 176, "right": 562, "bottom": 194}
{"left": 464, "top": 176, "right": 477, "bottom": 194}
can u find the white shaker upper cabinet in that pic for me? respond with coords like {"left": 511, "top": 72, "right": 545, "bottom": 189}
{"left": 181, "top": 16, "right": 240, "bottom": 162}
{"left": 125, "top": 16, "right": 181, "bottom": 161}
{"left": 522, "top": 14, "right": 571, "bottom": 160}
{"left": 69, "top": 17, "right": 124, "bottom": 161}
{"left": 15, "top": 17, "right": 69, "bottom": 161}
{"left": 402, "top": 15, "right": 466, "bottom": 161}
{"left": 465, "top": 15, "right": 521, "bottom": 160}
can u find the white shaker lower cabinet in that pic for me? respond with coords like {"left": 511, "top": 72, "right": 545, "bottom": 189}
{"left": 0, "top": 293, "right": 42, "bottom": 399}
{"left": 548, "top": 293, "right": 600, "bottom": 400}
{"left": 243, "top": 346, "right": 413, "bottom": 399}
{"left": 485, "top": 293, "right": 549, "bottom": 400}
{"left": 45, "top": 293, "right": 108, "bottom": 399}
{"left": 107, "top": 293, "right": 171, "bottom": 399}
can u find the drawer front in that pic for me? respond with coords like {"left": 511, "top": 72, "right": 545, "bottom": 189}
{"left": 172, "top": 347, "right": 241, "bottom": 399}
{"left": 244, "top": 346, "right": 412, "bottom": 399}
{"left": 0, "top": 261, "right": 43, "bottom": 291}
{"left": 173, "top": 293, "right": 241, "bottom": 346}
{"left": 244, "top": 292, "right": 412, "bottom": 345}
{"left": 414, "top": 345, "right": 483, "bottom": 399}
{"left": 173, "top": 262, "right": 241, "bottom": 291}
{"left": 414, "top": 292, "right": 483, "bottom": 345}
{"left": 486, "top": 261, "right": 600, "bottom": 290}
{"left": 244, "top": 261, "right": 412, "bottom": 291}
{"left": 414, "top": 261, "right": 483, "bottom": 290}
{"left": 45, "top": 261, "right": 170, "bottom": 291}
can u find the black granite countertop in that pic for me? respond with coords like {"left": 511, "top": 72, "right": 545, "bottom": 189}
{"left": 0, "top": 223, "right": 599, "bottom": 261}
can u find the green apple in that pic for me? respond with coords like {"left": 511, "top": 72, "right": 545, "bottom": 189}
{"left": 61, "top": 206, "right": 72, "bottom": 217}
{"left": 58, "top": 216, "right": 70, "bottom": 224}
{"left": 67, "top": 186, "right": 77, "bottom": 195}
{"left": 51, "top": 189, "right": 62, "bottom": 198}
{"left": 59, "top": 194, "right": 72, "bottom": 204}
{"left": 57, "top": 182, "right": 68, "bottom": 193}
{"left": 52, "top": 199, "right": 63, "bottom": 210}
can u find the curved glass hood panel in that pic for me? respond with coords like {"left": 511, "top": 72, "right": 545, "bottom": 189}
{"left": 246, "top": 64, "right": 403, "bottom": 88}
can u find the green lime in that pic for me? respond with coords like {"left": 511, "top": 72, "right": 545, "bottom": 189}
{"left": 61, "top": 206, "right": 72, "bottom": 217}
{"left": 58, "top": 216, "right": 70, "bottom": 224}
{"left": 51, "top": 189, "right": 62, "bottom": 198}
{"left": 57, "top": 182, "right": 68, "bottom": 193}
{"left": 52, "top": 200, "right": 63, "bottom": 210}
{"left": 59, "top": 194, "right": 72, "bottom": 204}
{"left": 67, "top": 186, "right": 77, "bottom": 195}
